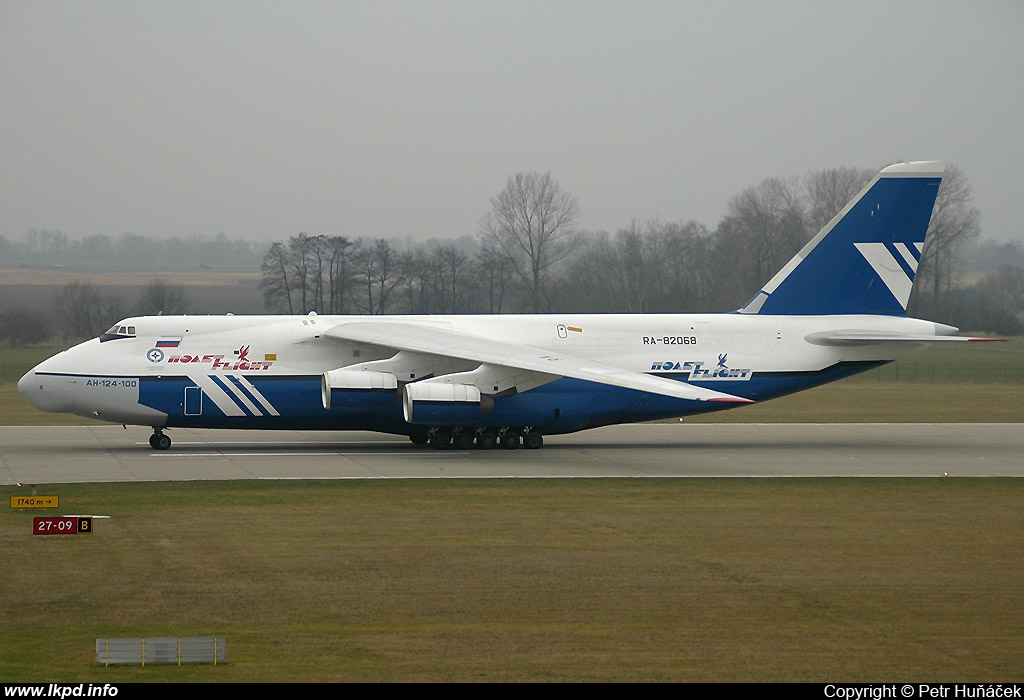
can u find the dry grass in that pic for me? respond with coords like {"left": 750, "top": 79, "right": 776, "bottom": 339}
{"left": 0, "top": 267, "right": 259, "bottom": 286}
{"left": 1, "top": 479, "right": 1021, "bottom": 682}
{"left": 684, "top": 382, "right": 1024, "bottom": 423}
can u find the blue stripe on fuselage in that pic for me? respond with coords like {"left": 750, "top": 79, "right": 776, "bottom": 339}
{"left": 137, "top": 361, "right": 884, "bottom": 435}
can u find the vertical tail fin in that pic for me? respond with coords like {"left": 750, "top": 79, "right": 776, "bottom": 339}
{"left": 739, "top": 161, "right": 945, "bottom": 316}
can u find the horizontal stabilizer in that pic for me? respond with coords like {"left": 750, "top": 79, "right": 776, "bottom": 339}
{"left": 805, "top": 330, "right": 1004, "bottom": 346}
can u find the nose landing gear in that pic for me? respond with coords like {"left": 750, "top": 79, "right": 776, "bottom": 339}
{"left": 148, "top": 429, "right": 171, "bottom": 451}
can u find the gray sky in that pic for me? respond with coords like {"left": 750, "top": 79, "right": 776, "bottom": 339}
{"left": 2, "top": 1, "right": 1022, "bottom": 245}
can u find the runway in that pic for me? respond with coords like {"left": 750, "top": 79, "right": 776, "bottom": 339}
{"left": 1, "top": 423, "right": 1021, "bottom": 484}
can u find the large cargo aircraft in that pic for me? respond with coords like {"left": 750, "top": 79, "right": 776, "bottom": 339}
{"left": 19, "top": 161, "right": 987, "bottom": 450}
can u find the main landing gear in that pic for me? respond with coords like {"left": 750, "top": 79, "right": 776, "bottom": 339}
{"left": 411, "top": 427, "right": 544, "bottom": 451}
{"left": 149, "top": 429, "right": 171, "bottom": 451}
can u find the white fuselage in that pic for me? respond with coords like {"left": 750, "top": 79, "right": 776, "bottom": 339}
{"left": 20, "top": 312, "right": 954, "bottom": 434}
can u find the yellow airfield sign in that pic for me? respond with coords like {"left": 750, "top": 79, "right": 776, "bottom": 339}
{"left": 10, "top": 496, "right": 59, "bottom": 509}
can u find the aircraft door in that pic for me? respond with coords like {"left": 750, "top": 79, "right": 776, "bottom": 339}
{"left": 184, "top": 386, "right": 202, "bottom": 416}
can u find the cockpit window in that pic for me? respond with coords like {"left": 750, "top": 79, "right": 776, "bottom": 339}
{"left": 99, "top": 323, "right": 137, "bottom": 342}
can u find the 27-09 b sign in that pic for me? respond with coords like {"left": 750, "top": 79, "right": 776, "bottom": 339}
{"left": 33, "top": 517, "right": 92, "bottom": 535}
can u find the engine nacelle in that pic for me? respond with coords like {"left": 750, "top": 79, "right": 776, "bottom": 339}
{"left": 402, "top": 382, "right": 484, "bottom": 425}
{"left": 322, "top": 369, "right": 398, "bottom": 409}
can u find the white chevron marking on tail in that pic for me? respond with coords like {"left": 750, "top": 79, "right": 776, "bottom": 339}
{"left": 853, "top": 242, "right": 914, "bottom": 307}
{"left": 893, "top": 242, "right": 919, "bottom": 272}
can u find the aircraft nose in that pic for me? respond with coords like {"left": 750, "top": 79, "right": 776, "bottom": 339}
{"left": 17, "top": 370, "right": 36, "bottom": 403}
{"left": 18, "top": 368, "right": 74, "bottom": 414}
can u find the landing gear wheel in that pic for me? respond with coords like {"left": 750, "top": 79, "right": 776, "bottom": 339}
{"left": 500, "top": 432, "right": 520, "bottom": 450}
{"left": 149, "top": 431, "right": 171, "bottom": 451}
{"left": 453, "top": 431, "right": 475, "bottom": 450}
{"left": 476, "top": 431, "right": 497, "bottom": 450}
{"left": 523, "top": 432, "right": 544, "bottom": 449}
{"left": 429, "top": 430, "right": 452, "bottom": 450}
{"left": 409, "top": 432, "right": 429, "bottom": 446}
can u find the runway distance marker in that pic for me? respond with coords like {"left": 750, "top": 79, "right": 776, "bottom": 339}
{"left": 11, "top": 495, "right": 59, "bottom": 509}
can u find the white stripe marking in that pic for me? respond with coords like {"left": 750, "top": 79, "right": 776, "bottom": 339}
{"left": 235, "top": 375, "right": 280, "bottom": 416}
{"left": 219, "top": 375, "right": 263, "bottom": 416}
{"left": 189, "top": 374, "right": 246, "bottom": 416}
{"left": 854, "top": 242, "right": 913, "bottom": 307}
{"left": 893, "top": 242, "right": 919, "bottom": 272}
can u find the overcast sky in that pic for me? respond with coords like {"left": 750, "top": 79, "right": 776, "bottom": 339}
{"left": 2, "top": 1, "right": 1022, "bottom": 246}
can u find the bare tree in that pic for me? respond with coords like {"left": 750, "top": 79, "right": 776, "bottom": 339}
{"left": 326, "top": 236, "right": 357, "bottom": 314}
{"left": 287, "top": 233, "right": 316, "bottom": 314}
{"left": 479, "top": 172, "right": 581, "bottom": 312}
{"left": 569, "top": 221, "right": 663, "bottom": 313}
{"left": 354, "top": 239, "right": 403, "bottom": 314}
{"left": 649, "top": 220, "right": 714, "bottom": 312}
{"left": 614, "top": 220, "right": 666, "bottom": 312}
{"left": 260, "top": 241, "right": 294, "bottom": 313}
{"left": 564, "top": 231, "right": 617, "bottom": 312}
{"left": 260, "top": 235, "right": 362, "bottom": 314}
{"left": 433, "top": 243, "right": 469, "bottom": 313}
{"left": 475, "top": 242, "right": 514, "bottom": 314}
{"left": 307, "top": 234, "right": 329, "bottom": 313}
{"left": 804, "top": 166, "right": 875, "bottom": 232}
{"left": 711, "top": 176, "right": 809, "bottom": 308}
{"left": 138, "top": 278, "right": 191, "bottom": 315}
{"left": 911, "top": 164, "right": 982, "bottom": 317}
{"left": 26, "top": 229, "right": 69, "bottom": 261}
{"left": 973, "top": 265, "right": 1024, "bottom": 311}
{"left": 0, "top": 308, "right": 52, "bottom": 347}
{"left": 53, "top": 281, "right": 116, "bottom": 340}
{"left": 397, "top": 248, "right": 438, "bottom": 314}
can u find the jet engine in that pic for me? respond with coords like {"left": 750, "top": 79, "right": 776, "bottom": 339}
{"left": 402, "top": 382, "right": 489, "bottom": 425}
{"left": 322, "top": 369, "right": 398, "bottom": 409}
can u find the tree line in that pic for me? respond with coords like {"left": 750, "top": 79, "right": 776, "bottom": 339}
{"left": 1, "top": 231, "right": 264, "bottom": 268}
{"left": 0, "top": 278, "right": 192, "bottom": 347}
{"left": 259, "top": 166, "right": 1021, "bottom": 332}
{"left": 3, "top": 163, "right": 1020, "bottom": 348}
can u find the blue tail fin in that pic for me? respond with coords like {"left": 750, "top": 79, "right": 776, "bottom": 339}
{"left": 739, "top": 161, "right": 944, "bottom": 316}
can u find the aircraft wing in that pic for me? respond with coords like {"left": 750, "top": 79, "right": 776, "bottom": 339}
{"left": 324, "top": 321, "right": 752, "bottom": 404}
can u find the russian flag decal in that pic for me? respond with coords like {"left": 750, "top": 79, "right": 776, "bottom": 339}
{"left": 155, "top": 337, "right": 181, "bottom": 348}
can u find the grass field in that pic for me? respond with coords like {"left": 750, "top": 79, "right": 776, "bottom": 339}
{"left": 1, "top": 479, "right": 1022, "bottom": 682}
